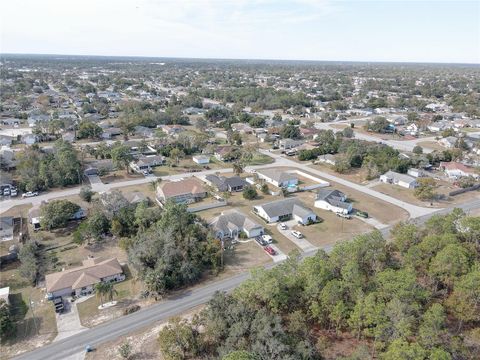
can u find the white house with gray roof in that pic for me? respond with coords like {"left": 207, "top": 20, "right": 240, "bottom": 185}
{"left": 314, "top": 189, "right": 352, "bottom": 215}
{"left": 209, "top": 209, "right": 264, "bottom": 239}
{"left": 256, "top": 168, "right": 298, "bottom": 188}
{"left": 253, "top": 198, "right": 317, "bottom": 224}
{"left": 380, "top": 171, "right": 418, "bottom": 189}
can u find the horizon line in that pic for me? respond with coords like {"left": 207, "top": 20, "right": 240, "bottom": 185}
{"left": 1, "top": 52, "right": 479, "bottom": 66}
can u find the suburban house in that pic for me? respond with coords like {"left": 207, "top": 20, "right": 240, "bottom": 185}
{"left": 440, "top": 162, "right": 479, "bottom": 179}
{"left": 317, "top": 154, "right": 337, "bottom": 166}
{"left": 156, "top": 177, "right": 207, "bottom": 204}
{"left": 192, "top": 155, "right": 210, "bottom": 165}
{"left": 428, "top": 121, "right": 453, "bottom": 133}
{"left": 160, "top": 124, "right": 185, "bottom": 136}
{"left": 101, "top": 127, "right": 122, "bottom": 139}
{"left": 214, "top": 146, "right": 233, "bottom": 161}
{"left": 407, "top": 168, "right": 425, "bottom": 178}
{"left": 314, "top": 189, "right": 352, "bottom": 215}
{"left": 0, "top": 287, "right": 9, "bottom": 304}
{"left": 253, "top": 198, "right": 317, "bottom": 224}
{"left": 124, "top": 191, "right": 149, "bottom": 205}
{"left": 406, "top": 123, "right": 419, "bottom": 136}
{"left": 0, "top": 135, "right": 14, "bottom": 146}
{"left": 256, "top": 168, "right": 298, "bottom": 188}
{"left": 438, "top": 136, "right": 457, "bottom": 148}
{"left": 209, "top": 209, "right": 264, "bottom": 239}
{"left": 27, "top": 113, "right": 50, "bottom": 127}
{"left": 62, "top": 132, "right": 76, "bottom": 143}
{"left": 231, "top": 123, "right": 253, "bottom": 134}
{"left": 45, "top": 257, "right": 125, "bottom": 299}
{"left": 130, "top": 155, "right": 165, "bottom": 173}
{"left": 23, "top": 134, "right": 39, "bottom": 145}
{"left": 380, "top": 171, "right": 418, "bottom": 189}
{"left": 205, "top": 175, "right": 247, "bottom": 192}
{"left": 279, "top": 138, "right": 304, "bottom": 151}
{"left": 0, "top": 216, "right": 14, "bottom": 241}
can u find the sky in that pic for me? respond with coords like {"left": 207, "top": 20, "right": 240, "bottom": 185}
{"left": 1, "top": 0, "right": 479, "bottom": 63}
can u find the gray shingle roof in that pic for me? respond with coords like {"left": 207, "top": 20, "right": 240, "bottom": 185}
{"left": 255, "top": 198, "right": 314, "bottom": 219}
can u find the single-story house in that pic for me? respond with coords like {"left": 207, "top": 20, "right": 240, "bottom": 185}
{"left": 253, "top": 198, "right": 317, "bottom": 225}
{"left": 45, "top": 257, "right": 125, "bottom": 299}
{"left": 0, "top": 287, "right": 9, "bottom": 304}
{"left": 62, "top": 132, "right": 76, "bottom": 143}
{"left": 214, "top": 146, "right": 233, "bottom": 161}
{"left": 1, "top": 118, "right": 21, "bottom": 126}
{"left": 314, "top": 189, "right": 352, "bottom": 215}
{"left": 156, "top": 177, "right": 207, "bottom": 204}
{"left": 209, "top": 209, "right": 264, "bottom": 239}
{"left": 231, "top": 123, "right": 253, "bottom": 134}
{"left": 130, "top": 155, "right": 165, "bottom": 173}
{"left": 134, "top": 126, "right": 154, "bottom": 138}
{"left": 0, "top": 217, "right": 14, "bottom": 241}
{"left": 205, "top": 175, "right": 247, "bottom": 192}
{"left": 159, "top": 125, "right": 185, "bottom": 136}
{"left": 27, "top": 114, "right": 50, "bottom": 127}
{"left": 317, "top": 154, "right": 337, "bottom": 166}
{"left": 101, "top": 127, "right": 122, "bottom": 139}
{"left": 192, "top": 155, "right": 210, "bottom": 165}
{"left": 440, "top": 162, "right": 479, "bottom": 179}
{"left": 256, "top": 168, "right": 298, "bottom": 188}
{"left": 380, "top": 171, "right": 418, "bottom": 189}
{"left": 438, "top": 136, "right": 457, "bottom": 148}
{"left": 124, "top": 191, "right": 149, "bottom": 205}
{"left": 0, "top": 135, "right": 14, "bottom": 146}
{"left": 407, "top": 168, "right": 425, "bottom": 178}
{"left": 23, "top": 134, "right": 39, "bottom": 145}
{"left": 279, "top": 138, "right": 304, "bottom": 151}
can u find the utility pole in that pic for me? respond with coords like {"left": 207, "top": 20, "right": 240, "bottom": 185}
{"left": 30, "top": 297, "right": 39, "bottom": 335}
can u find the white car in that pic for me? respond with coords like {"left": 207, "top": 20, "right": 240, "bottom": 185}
{"left": 291, "top": 230, "right": 303, "bottom": 239}
{"left": 261, "top": 234, "right": 273, "bottom": 244}
{"left": 22, "top": 191, "right": 39, "bottom": 198}
{"left": 336, "top": 213, "right": 351, "bottom": 219}
{"left": 280, "top": 223, "right": 287, "bottom": 230}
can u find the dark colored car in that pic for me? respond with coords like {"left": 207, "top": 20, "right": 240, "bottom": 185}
{"left": 264, "top": 246, "right": 276, "bottom": 256}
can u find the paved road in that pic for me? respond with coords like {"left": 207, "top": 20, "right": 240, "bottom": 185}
{"left": 257, "top": 150, "right": 436, "bottom": 218}
{"left": 14, "top": 196, "right": 480, "bottom": 360}
{"left": 314, "top": 120, "right": 436, "bottom": 153}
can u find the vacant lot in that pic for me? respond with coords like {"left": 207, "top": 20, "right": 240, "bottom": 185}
{"left": 310, "top": 163, "right": 370, "bottom": 185}
{"left": 0, "top": 262, "right": 57, "bottom": 359}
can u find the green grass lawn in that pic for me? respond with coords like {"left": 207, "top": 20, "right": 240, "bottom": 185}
{"left": 247, "top": 153, "right": 274, "bottom": 166}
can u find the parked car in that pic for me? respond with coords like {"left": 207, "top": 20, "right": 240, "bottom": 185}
{"left": 280, "top": 223, "right": 287, "bottom": 230}
{"left": 261, "top": 234, "right": 273, "bottom": 244}
{"left": 291, "top": 230, "right": 303, "bottom": 239}
{"left": 10, "top": 187, "right": 18, "bottom": 197}
{"left": 53, "top": 297, "right": 64, "bottom": 313}
{"left": 356, "top": 211, "right": 369, "bottom": 218}
{"left": 22, "top": 191, "right": 39, "bottom": 198}
{"left": 255, "top": 236, "right": 267, "bottom": 246}
{"left": 264, "top": 245, "right": 276, "bottom": 256}
{"left": 336, "top": 213, "right": 351, "bottom": 219}
{"left": 3, "top": 188, "right": 10, "bottom": 196}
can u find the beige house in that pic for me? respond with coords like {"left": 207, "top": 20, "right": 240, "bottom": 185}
{"left": 156, "top": 177, "right": 207, "bottom": 204}
{"left": 45, "top": 257, "right": 125, "bottom": 299}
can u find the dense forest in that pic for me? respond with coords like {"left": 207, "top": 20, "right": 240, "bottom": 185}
{"left": 158, "top": 210, "right": 480, "bottom": 360}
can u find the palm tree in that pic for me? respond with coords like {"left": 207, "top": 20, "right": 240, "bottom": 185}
{"left": 94, "top": 282, "right": 109, "bottom": 306}
{"left": 105, "top": 282, "right": 118, "bottom": 302}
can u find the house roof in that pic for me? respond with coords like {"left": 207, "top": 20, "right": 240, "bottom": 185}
{"left": 382, "top": 170, "right": 417, "bottom": 184}
{"left": 209, "top": 209, "right": 262, "bottom": 234}
{"left": 45, "top": 258, "right": 123, "bottom": 293}
{"left": 0, "top": 217, "right": 13, "bottom": 233}
{"left": 316, "top": 189, "right": 351, "bottom": 209}
{"left": 440, "top": 162, "right": 475, "bottom": 174}
{"left": 257, "top": 168, "right": 297, "bottom": 184}
{"left": 0, "top": 287, "right": 9, "bottom": 303}
{"left": 157, "top": 177, "right": 206, "bottom": 199}
{"left": 255, "top": 198, "right": 314, "bottom": 219}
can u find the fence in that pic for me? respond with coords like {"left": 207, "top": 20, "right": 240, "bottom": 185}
{"left": 449, "top": 183, "right": 480, "bottom": 196}
{"left": 187, "top": 200, "right": 227, "bottom": 213}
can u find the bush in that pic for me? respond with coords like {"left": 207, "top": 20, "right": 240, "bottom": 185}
{"left": 79, "top": 186, "right": 94, "bottom": 202}
{"left": 242, "top": 186, "right": 257, "bottom": 200}
{"left": 260, "top": 183, "right": 269, "bottom": 194}
{"left": 123, "top": 305, "right": 141, "bottom": 315}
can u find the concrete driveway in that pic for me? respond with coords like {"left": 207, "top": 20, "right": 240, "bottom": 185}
{"left": 276, "top": 220, "right": 318, "bottom": 252}
{"left": 54, "top": 300, "right": 87, "bottom": 342}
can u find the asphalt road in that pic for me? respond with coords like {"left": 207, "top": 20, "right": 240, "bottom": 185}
{"left": 14, "top": 196, "right": 480, "bottom": 360}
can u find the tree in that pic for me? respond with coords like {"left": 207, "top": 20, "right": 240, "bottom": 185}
{"left": 158, "top": 317, "right": 199, "bottom": 360}
{"left": 40, "top": 200, "right": 80, "bottom": 230}
{"left": 79, "top": 186, "right": 94, "bottom": 202}
{"left": 412, "top": 145, "right": 423, "bottom": 155}
{"left": 95, "top": 282, "right": 109, "bottom": 306}
{"left": 0, "top": 299, "right": 13, "bottom": 339}
{"left": 342, "top": 127, "right": 354, "bottom": 138}
{"left": 260, "top": 183, "right": 269, "bottom": 194}
{"left": 366, "top": 116, "right": 390, "bottom": 133}
{"left": 382, "top": 339, "right": 428, "bottom": 360}
{"left": 100, "top": 190, "right": 130, "bottom": 220}
{"left": 446, "top": 269, "right": 480, "bottom": 327}
{"left": 428, "top": 243, "right": 471, "bottom": 288}
{"left": 242, "top": 186, "right": 257, "bottom": 200}
{"left": 280, "top": 124, "right": 301, "bottom": 139}
{"left": 223, "top": 351, "right": 258, "bottom": 360}
{"left": 77, "top": 121, "right": 103, "bottom": 139}
{"left": 18, "top": 242, "right": 40, "bottom": 284}
{"left": 414, "top": 178, "right": 437, "bottom": 201}
{"left": 118, "top": 341, "right": 133, "bottom": 359}
{"left": 233, "top": 162, "right": 244, "bottom": 176}
{"left": 418, "top": 303, "right": 447, "bottom": 348}
{"left": 111, "top": 144, "right": 134, "bottom": 174}
{"left": 169, "top": 147, "right": 185, "bottom": 166}
{"left": 195, "top": 118, "right": 208, "bottom": 132}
